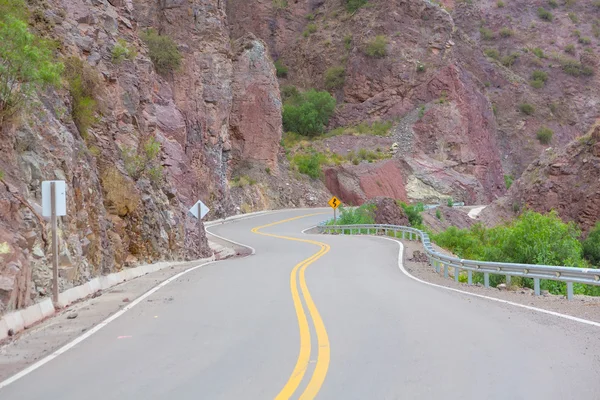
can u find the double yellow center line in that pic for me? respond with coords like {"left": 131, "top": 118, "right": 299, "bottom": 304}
{"left": 251, "top": 214, "right": 330, "bottom": 400}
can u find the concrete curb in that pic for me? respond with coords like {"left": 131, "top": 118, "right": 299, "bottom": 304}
{"left": 0, "top": 257, "right": 214, "bottom": 342}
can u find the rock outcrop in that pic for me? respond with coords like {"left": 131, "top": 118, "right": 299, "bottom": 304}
{"left": 365, "top": 197, "right": 410, "bottom": 226}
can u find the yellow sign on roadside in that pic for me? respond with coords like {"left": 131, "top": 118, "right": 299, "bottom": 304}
{"left": 328, "top": 196, "right": 341, "bottom": 209}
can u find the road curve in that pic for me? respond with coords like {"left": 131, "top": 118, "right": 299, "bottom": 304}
{"left": 1, "top": 209, "right": 599, "bottom": 399}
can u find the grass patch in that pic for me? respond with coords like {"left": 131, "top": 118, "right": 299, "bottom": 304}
{"left": 579, "top": 36, "right": 591, "bottom": 45}
{"left": 365, "top": 35, "right": 388, "bottom": 58}
{"left": 303, "top": 23, "right": 317, "bottom": 37}
{"left": 532, "top": 47, "right": 545, "bottom": 58}
{"left": 568, "top": 12, "right": 579, "bottom": 23}
{"left": 519, "top": 103, "right": 535, "bottom": 115}
{"left": 499, "top": 27, "right": 514, "bottom": 38}
{"left": 536, "top": 127, "right": 554, "bottom": 144}
{"left": 480, "top": 27, "right": 495, "bottom": 40}
{"left": 230, "top": 175, "right": 257, "bottom": 187}
{"left": 565, "top": 44, "right": 576, "bottom": 54}
{"left": 497, "top": 0, "right": 505, "bottom": 7}
{"left": 484, "top": 48, "right": 499, "bottom": 59}
{"left": 272, "top": 0, "right": 288, "bottom": 9}
{"left": 530, "top": 70, "right": 548, "bottom": 88}
{"left": 346, "top": 0, "right": 368, "bottom": 13}
{"left": 537, "top": 7, "right": 553, "bottom": 21}
{"left": 501, "top": 52, "right": 519, "bottom": 67}
{"left": 327, "top": 120, "right": 394, "bottom": 137}
{"left": 344, "top": 35, "right": 353, "bottom": 51}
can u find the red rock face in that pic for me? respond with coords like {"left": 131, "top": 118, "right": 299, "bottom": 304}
{"left": 324, "top": 160, "right": 408, "bottom": 206}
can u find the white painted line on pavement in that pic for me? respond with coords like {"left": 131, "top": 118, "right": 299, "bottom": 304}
{"left": 0, "top": 260, "right": 218, "bottom": 390}
{"left": 374, "top": 236, "right": 600, "bottom": 329}
{"left": 206, "top": 227, "right": 256, "bottom": 255}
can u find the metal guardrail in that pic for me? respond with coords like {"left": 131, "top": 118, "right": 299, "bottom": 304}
{"left": 319, "top": 224, "right": 600, "bottom": 300}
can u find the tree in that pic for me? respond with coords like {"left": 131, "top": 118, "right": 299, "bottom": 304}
{"left": 0, "top": 1, "right": 62, "bottom": 123}
{"left": 583, "top": 223, "right": 600, "bottom": 266}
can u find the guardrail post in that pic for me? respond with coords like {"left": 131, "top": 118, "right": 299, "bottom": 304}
{"left": 534, "top": 278, "right": 540, "bottom": 296}
{"left": 402, "top": 231, "right": 405, "bottom": 239}
{"left": 506, "top": 275, "right": 511, "bottom": 286}
{"left": 484, "top": 273, "right": 489, "bottom": 288}
{"left": 444, "top": 264, "right": 448, "bottom": 278}
{"left": 566, "top": 282, "right": 573, "bottom": 300}
{"left": 455, "top": 267, "right": 459, "bottom": 282}
{"left": 435, "top": 261, "right": 440, "bottom": 273}
{"left": 467, "top": 270, "right": 472, "bottom": 285}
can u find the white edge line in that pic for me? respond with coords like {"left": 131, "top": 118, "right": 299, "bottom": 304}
{"left": 0, "top": 210, "right": 276, "bottom": 390}
{"left": 206, "top": 227, "right": 256, "bottom": 255}
{"left": 373, "top": 236, "right": 600, "bottom": 329}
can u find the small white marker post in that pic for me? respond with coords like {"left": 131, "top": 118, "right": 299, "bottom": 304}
{"left": 189, "top": 200, "right": 210, "bottom": 250}
{"left": 42, "top": 180, "right": 67, "bottom": 304}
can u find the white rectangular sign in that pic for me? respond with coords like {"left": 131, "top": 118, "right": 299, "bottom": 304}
{"left": 42, "top": 180, "right": 67, "bottom": 217}
{"left": 189, "top": 200, "right": 209, "bottom": 219}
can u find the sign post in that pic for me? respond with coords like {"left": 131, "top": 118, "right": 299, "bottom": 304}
{"left": 189, "top": 200, "right": 210, "bottom": 250}
{"left": 328, "top": 196, "right": 341, "bottom": 223}
{"left": 42, "top": 180, "right": 67, "bottom": 304}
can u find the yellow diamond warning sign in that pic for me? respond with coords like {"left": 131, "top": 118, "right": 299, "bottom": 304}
{"left": 328, "top": 196, "right": 341, "bottom": 209}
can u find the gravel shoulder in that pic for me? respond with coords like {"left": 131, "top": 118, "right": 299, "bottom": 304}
{"left": 402, "top": 240, "right": 600, "bottom": 324}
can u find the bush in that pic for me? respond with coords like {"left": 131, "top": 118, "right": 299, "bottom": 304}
{"left": 583, "top": 223, "right": 600, "bottom": 266}
{"left": 292, "top": 151, "right": 325, "bottom": 178}
{"left": 324, "top": 66, "right": 346, "bottom": 90}
{"left": 548, "top": 0, "right": 558, "bottom": 7}
{"left": 480, "top": 27, "right": 495, "bottom": 40}
{"left": 346, "top": 0, "right": 368, "bottom": 13}
{"left": 274, "top": 59, "right": 288, "bottom": 77}
{"left": 111, "top": 39, "right": 137, "bottom": 64}
{"left": 530, "top": 70, "right": 548, "bottom": 88}
{"left": 365, "top": 35, "right": 388, "bottom": 58}
{"left": 568, "top": 12, "right": 579, "bottom": 23}
{"left": 303, "top": 23, "right": 317, "bottom": 37}
{"left": 519, "top": 103, "right": 535, "bottom": 115}
{"left": 561, "top": 58, "right": 593, "bottom": 76}
{"left": 399, "top": 202, "right": 424, "bottom": 228}
{"left": 499, "top": 27, "right": 514, "bottom": 38}
{"left": 436, "top": 209, "right": 442, "bottom": 220}
{"left": 140, "top": 29, "right": 182, "bottom": 75}
{"left": 282, "top": 89, "right": 336, "bottom": 137}
{"left": 63, "top": 57, "right": 100, "bottom": 137}
{"left": 565, "top": 44, "right": 576, "bottom": 54}
{"left": 578, "top": 36, "right": 591, "bottom": 45}
{"left": 447, "top": 198, "right": 454, "bottom": 207}
{"left": 331, "top": 203, "right": 376, "bottom": 225}
{"left": 532, "top": 47, "right": 545, "bottom": 58}
{"left": 0, "top": 0, "right": 62, "bottom": 123}
{"left": 501, "top": 53, "right": 519, "bottom": 67}
{"left": 416, "top": 63, "right": 425, "bottom": 72}
{"left": 497, "top": 0, "right": 504, "bottom": 7}
{"left": 272, "top": 0, "right": 287, "bottom": 9}
{"left": 281, "top": 85, "right": 301, "bottom": 104}
{"left": 122, "top": 137, "right": 163, "bottom": 182}
{"left": 484, "top": 48, "right": 500, "bottom": 59}
{"left": 536, "top": 127, "right": 554, "bottom": 144}
{"left": 504, "top": 174, "right": 514, "bottom": 189}
{"left": 537, "top": 7, "right": 553, "bottom": 21}
{"left": 344, "top": 35, "right": 353, "bottom": 51}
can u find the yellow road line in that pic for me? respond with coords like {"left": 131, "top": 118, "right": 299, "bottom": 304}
{"left": 251, "top": 213, "right": 331, "bottom": 400}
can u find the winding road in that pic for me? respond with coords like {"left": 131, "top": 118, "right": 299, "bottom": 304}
{"left": 1, "top": 209, "right": 599, "bottom": 399}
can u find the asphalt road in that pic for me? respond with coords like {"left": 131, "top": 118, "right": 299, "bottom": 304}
{"left": 1, "top": 209, "right": 600, "bottom": 399}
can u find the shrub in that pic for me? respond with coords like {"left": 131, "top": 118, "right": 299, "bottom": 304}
{"left": 480, "top": 27, "right": 495, "bottom": 40}
{"left": 398, "top": 202, "right": 424, "bottom": 228}
{"left": 282, "top": 89, "right": 336, "bottom": 136}
{"left": 536, "top": 127, "right": 553, "bottom": 144}
{"left": 111, "top": 39, "right": 137, "bottom": 64}
{"left": 565, "top": 44, "right": 576, "bottom": 54}
{"left": 504, "top": 174, "right": 514, "bottom": 189}
{"left": 519, "top": 103, "right": 535, "bottom": 115}
{"left": 548, "top": 0, "right": 558, "bottom": 7}
{"left": 344, "top": 35, "right": 353, "bottom": 51}
{"left": 418, "top": 105, "right": 426, "bottom": 119}
{"left": 568, "top": 12, "right": 579, "bottom": 23}
{"left": 532, "top": 47, "right": 545, "bottom": 58}
{"left": 530, "top": 79, "right": 544, "bottom": 89}
{"left": 583, "top": 223, "right": 600, "bottom": 266}
{"left": 122, "top": 137, "right": 163, "bottom": 182}
{"left": 346, "top": 0, "right": 368, "bottom": 13}
{"left": 63, "top": 57, "right": 100, "bottom": 137}
{"left": 447, "top": 198, "right": 454, "bottom": 207}
{"left": 0, "top": 1, "right": 62, "bottom": 123}
{"left": 272, "top": 0, "right": 287, "bottom": 9}
{"left": 365, "top": 35, "right": 388, "bottom": 58}
{"left": 303, "top": 23, "right": 317, "bottom": 37}
{"left": 230, "top": 175, "right": 256, "bottom": 187}
{"left": 501, "top": 53, "right": 519, "bottom": 67}
{"left": 537, "top": 7, "right": 553, "bottom": 21}
{"left": 281, "top": 85, "right": 301, "bottom": 104}
{"left": 561, "top": 58, "right": 593, "bottom": 76}
{"left": 573, "top": 29, "right": 581, "bottom": 38}
{"left": 436, "top": 209, "right": 442, "bottom": 220}
{"left": 530, "top": 69, "right": 548, "bottom": 88}
{"left": 292, "top": 151, "right": 325, "bottom": 178}
{"left": 416, "top": 62, "right": 426, "bottom": 72}
{"left": 499, "top": 27, "right": 514, "bottom": 38}
{"left": 579, "top": 36, "right": 591, "bottom": 45}
{"left": 484, "top": 48, "right": 500, "bottom": 59}
{"left": 274, "top": 59, "right": 288, "bottom": 77}
{"left": 497, "top": 0, "right": 504, "bottom": 7}
{"left": 140, "top": 29, "right": 182, "bottom": 75}
{"left": 324, "top": 66, "right": 346, "bottom": 90}
{"left": 331, "top": 203, "right": 376, "bottom": 225}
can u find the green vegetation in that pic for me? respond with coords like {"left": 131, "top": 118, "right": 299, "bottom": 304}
{"left": 63, "top": 57, "right": 99, "bottom": 137}
{"left": 447, "top": 198, "right": 454, "bottom": 207}
{"left": 519, "top": 103, "right": 535, "bottom": 115}
{"left": 398, "top": 202, "right": 425, "bottom": 228}
{"left": 537, "top": 7, "right": 553, "bottom": 21}
{"left": 504, "top": 174, "right": 514, "bottom": 189}
{"left": 501, "top": 52, "right": 519, "bottom": 67}
{"left": 140, "top": 29, "right": 182, "bottom": 76}
{"left": 272, "top": 0, "right": 288, "bottom": 9}
{"left": 305, "top": 13, "right": 315, "bottom": 21}
{"left": 479, "top": 27, "right": 495, "bottom": 40}
{"left": 281, "top": 85, "right": 301, "bottom": 104}
{"left": 561, "top": 58, "right": 594, "bottom": 76}
{"left": 292, "top": 151, "right": 326, "bottom": 179}
{"left": 331, "top": 203, "right": 376, "bottom": 225}
{"left": 230, "top": 175, "right": 257, "bottom": 187}
{"left": 418, "top": 105, "right": 426, "bottom": 119}
{"left": 344, "top": 35, "right": 353, "bottom": 51}
{"left": 303, "top": 23, "right": 317, "bottom": 37}
{"left": 499, "top": 27, "right": 514, "bottom": 38}
{"left": 578, "top": 36, "right": 591, "bottom": 45}
{"left": 568, "top": 12, "right": 579, "bottom": 23}
{"left": 436, "top": 209, "right": 442, "bottom": 220}
{"left": 327, "top": 120, "right": 393, "bottom": 137}
{"left": 0, "top": 0, "right": 62, "bottom": 124}
{"left": 416, "top": 62, "right": 426, "bottom": 73}
{"left": 565, "top": 44, "right": 576, "bottom": 54}
{"left": 111, "top": 39, "right": 137, "bottom": 64}
{"left": 484, "top": 48, "right": 499, "bottom": 59}
{"left": 548, "top": 0, "right": 558, "bottom": 7}
{"left": 433, "top": 211, "right": 595, "bottom": 295}
{"left": 497, "top": 0, "right": 505, "bottom": 7}
{"left": 346, "top": 0, "right": 368, "bottom": 13}
{"left": 536, "top": 126, "right": 554, "bottom": 144}
{"left": 324, "top": 66, "right": 346, "bottom": 90}
{"left": 122, "top": 137, "right": 163, "bottom": 183}
{"left": 282, "top": 89, "right": 336, "bottom": 137}
{"left": 274, "top": 59, "right": 288, "bottom": 78}
{"left": 365, "top": 35, "right": 388, "bottom": 58}
{"left": 583, "top": 223, "right": 600, "bottom": 266}
{"left": 532, "top": 47, "right": 545, "bottom": 58}
{"left": 530, "top": 69, "right": 548, "bottom": 88}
